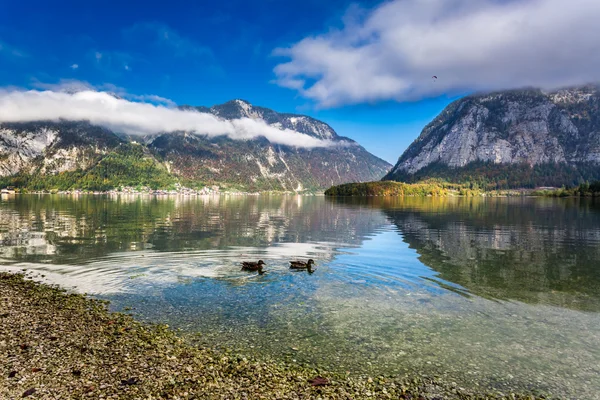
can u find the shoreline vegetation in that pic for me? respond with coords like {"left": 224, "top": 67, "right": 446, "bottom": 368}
{"left": 324, "top": 181, "right": 511, "bottom": 197}
{"left": 0, "top": 271, "right": 547, "bottom": 399}
{"left": 0, "top": 184, "right": 320, "bottom": 197}
{"left": 3, "top": 179, "right": 600, "bottom": 198}
{"left": 530, "top": 180, "right": 600, "bottom": 197}
{"left": 324, "top": 180, "right": 600, "bottom": 197}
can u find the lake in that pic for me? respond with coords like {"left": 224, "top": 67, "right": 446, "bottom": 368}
{"left": 1, "top": 194, "right": 599, "bottom": 398}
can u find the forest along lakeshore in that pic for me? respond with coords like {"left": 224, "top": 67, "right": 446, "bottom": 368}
{"left": 2, "top": 194, "right": 600, "bottom": 399}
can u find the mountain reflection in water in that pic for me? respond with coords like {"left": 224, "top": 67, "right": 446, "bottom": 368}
{"left": 331, "top": 196, "right": 600, "bottom": 312}
{"left": 1, "top": 194, "right": 600, "bottom": 398}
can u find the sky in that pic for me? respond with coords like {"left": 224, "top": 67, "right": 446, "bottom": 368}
{"left": 1, "top": 0, "right": 599, "bottom": 163}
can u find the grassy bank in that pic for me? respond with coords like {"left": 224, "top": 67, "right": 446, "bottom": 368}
{"left": 324, "top": 181, "right": 481, "bottom": 197}
{"left": 0, "top": 272, "right": 548, "bottom": 399}
{"left": 531, "top": 181, "right": 600, "bottom": 197}
{"left": 325, "top": 180, "right": 600, "bottom": 198}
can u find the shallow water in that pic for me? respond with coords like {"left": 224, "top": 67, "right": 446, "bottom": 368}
{"left": 1, "top": 194, "right": 600, "bottom": 398}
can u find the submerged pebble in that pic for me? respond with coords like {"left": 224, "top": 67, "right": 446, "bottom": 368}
{"left": 0, "top": 272, "right": 548, "bottom": 399}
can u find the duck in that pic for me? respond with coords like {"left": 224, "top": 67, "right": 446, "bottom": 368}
{"left": 290, "top": 259, "right": 315, "bottom": 272}
{"left": 241, "top": 260, "right": 265, "bottom": 274}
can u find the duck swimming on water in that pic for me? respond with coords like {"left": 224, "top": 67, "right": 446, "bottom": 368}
{"left": 290, "top": 259, "right": 315, "bottom": 272}
{"left": 242, "top": 260, "right": 265, "bottom": 274}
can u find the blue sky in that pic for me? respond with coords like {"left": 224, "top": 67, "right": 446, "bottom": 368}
{"left": 0, "top": 0, "right": 597, "bottom": 163}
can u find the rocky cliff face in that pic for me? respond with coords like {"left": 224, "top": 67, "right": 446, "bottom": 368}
{"left": 0, "top": 121, "right": 123, "bottom": 177}
{"left": 0, "top": 100, "right": 390, "bottom": 191}
{"left": 150, "top": 100, "right": 390, "bottom": 191}
{"left": 196, "top": 99, "right": 338, "bottom": 140}
{"left": 385, "top": 86, "right": 600, "bottom": 186}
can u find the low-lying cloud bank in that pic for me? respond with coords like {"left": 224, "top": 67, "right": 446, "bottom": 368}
{"left": 0, "top": 89, "right": 335, "bottom": 148}
{"left": 274, "top": 0, "right": 600, "bottom": 107}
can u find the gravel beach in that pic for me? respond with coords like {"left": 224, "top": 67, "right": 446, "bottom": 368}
{"left": 0, "top": 272, "right": 547, "bottom": 399}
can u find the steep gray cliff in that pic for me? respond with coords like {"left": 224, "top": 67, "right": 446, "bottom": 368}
{"left": 385, "top": 86, "right": 600, "bottom": 186}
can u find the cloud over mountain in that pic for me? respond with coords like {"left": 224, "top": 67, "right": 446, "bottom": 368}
{"left": 273, "top": 0, "right": 600, "bottom": 107}
{"left": 0, "top": 88, "right": 335, "bottom": 148}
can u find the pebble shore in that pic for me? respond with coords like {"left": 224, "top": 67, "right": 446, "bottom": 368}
{"left": 0, "top": 272, "right": 548, "bottom": 399}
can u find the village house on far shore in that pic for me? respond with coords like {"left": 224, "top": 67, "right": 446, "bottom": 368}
{"left": 1, "top": 186, "right": 16, "bottom": 195}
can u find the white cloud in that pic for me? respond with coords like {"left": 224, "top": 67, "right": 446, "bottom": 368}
{"left": 31, "top": 79, "right": 176, "bottom": 107}
{"left": 31, "top": 78, "right": 93, "bottom": 93}
{"left": 127, "top": 93, "right": 175, "bottom": 107}
{"left": 0, "top": 88, "right": 336, "bottom": 148}
{"left": 70, "top": 64, "right": 79, "bottom": 70}
{"left": 273, "top": 0, "right": 600, "bottom": 107}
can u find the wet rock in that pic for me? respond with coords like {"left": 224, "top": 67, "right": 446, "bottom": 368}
{"left": 121, "top": 377, "right": 140, "bottom": 386}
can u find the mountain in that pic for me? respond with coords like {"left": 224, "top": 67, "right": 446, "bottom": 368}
{"left": 149, "top": 100, "right": 390, "bottom": 191}
{"left": 0, "top": 121, "right": 122, "bottom": 177}
{"left": 0, "top": 100, "right": 390, "bottom": 192}
{"left": 384, "top": 86, "right": 600, "bottom": 188}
